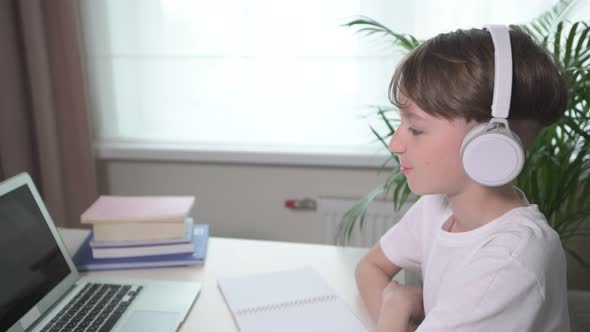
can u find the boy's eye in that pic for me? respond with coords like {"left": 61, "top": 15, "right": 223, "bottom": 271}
{"left": 408, "top": 127, "right": 422, "bottom": 136}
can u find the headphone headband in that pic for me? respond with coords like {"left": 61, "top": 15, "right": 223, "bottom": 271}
{"left": 460, "top": 24, "right": 524, "bottom": 187}
{"left": 485, "top": 24, "right": 512, "bottom": 119}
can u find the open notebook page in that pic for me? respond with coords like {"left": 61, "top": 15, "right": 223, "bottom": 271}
{"left": 218, "top": 267, "right": 368, "bottom": 332}
{"left": 236, "top": 297, "right": 368, "bottom": 332}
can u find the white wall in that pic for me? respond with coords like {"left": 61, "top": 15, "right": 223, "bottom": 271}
{"left": 97, "top": 159, "right": 390, "bottom": 244}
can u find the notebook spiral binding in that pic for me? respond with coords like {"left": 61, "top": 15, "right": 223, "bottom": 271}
{"left": 236, "top": 295, "right": 339, "bottom": 315}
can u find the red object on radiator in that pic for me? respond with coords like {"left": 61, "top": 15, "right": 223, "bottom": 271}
{"left": 284, "top": 198, "right": 317, "bottom": 210}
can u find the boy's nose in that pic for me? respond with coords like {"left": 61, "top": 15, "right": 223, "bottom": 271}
{"left": 389, "top": 129, "right": 404, "bottom": 154}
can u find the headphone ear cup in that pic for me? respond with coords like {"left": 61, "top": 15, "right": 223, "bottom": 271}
{"left": 461, "top": 122, "right": 524, "bottom": 186}
{"left": 460, "top": 124, "right": 487, "bottom": 154}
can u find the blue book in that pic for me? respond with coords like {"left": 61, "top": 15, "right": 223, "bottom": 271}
{"left": 73, "top": 224, "right": 209, "bottom": 271}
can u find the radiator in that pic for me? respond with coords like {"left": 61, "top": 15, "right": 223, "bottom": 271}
{"left": 318, "top": 197, "right": 412, "bottom": 247}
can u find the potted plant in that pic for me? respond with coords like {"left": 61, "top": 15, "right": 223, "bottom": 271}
{"left": 337, "top": 0, "right": 590, "bottom": 274}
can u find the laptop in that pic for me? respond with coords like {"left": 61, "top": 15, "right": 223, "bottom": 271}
{"left": 1, "top": 173, "right": 201, "bottom": 332}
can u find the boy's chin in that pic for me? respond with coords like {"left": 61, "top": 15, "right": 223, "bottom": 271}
{"left": 407, "top": 184, "right": 429, "bottom": 196}
{"left": 407, "top": 175, "right": 470, "bottom": 196}
{"left": 407, "top": 183, "right": 445, "bottom": 196}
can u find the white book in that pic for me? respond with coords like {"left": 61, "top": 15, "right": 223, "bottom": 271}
{"left": 217, "top": 267, "right": 368, "bottom": 332}
{"left": 91, "top": 239, "right": 195, "bottom": 259}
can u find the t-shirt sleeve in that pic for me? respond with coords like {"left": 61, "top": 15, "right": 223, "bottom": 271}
{"left": 379, "top": 195, "right": 430, "bottom": 272}
{"left": 416, "top": 251, "right": 544, "bottom": 332}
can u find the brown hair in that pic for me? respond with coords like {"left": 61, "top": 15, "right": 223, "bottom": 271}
{"left": 389, "top": 26, "right": 569, "bottom": 127}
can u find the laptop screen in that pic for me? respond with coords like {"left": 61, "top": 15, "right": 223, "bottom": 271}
{"left": 0, "top": 184, "right": 71, "bottom": 331}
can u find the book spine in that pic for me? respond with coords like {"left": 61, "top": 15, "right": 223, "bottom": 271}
{"left": 77, "top": 260, "right": 204, "bottom": 271}
{"left": 91, "top": 218, "right": 195, "bottom": 248}
{"left": 91, "top": 242, "right": 194, "bottom": 258}
{"left": 93, "top": 222, "right": 185, "bottom": 241}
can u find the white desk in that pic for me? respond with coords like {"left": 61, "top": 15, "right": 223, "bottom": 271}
{"left": 59, "top": 229, "right": 401, "bottom": 331}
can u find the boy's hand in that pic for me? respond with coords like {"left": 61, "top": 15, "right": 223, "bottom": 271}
{"left": 380, "top": 280, "right": 425, "bottom": 324}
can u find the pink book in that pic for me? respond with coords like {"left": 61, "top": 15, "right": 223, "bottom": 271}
{"left": 81, "top": 195, "right": 195, "bottom": 224}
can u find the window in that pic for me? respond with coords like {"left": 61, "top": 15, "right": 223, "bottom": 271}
{"left": 80, "top": 0, "right": 571, "bottom": 165}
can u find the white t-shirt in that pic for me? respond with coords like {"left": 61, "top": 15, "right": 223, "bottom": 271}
{"left": 380, "top": 192, "right": 570, "bottom": 332}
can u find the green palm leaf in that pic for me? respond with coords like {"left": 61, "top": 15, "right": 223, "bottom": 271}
{"left": 522, "top": 0, "right": 578, "bottom": 43}
{"left": 342, "top": 15, "right": 421, "bottom": 52}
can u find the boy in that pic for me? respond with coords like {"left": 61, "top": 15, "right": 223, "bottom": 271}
{"left": 355, "top": 25, "right": 570, "bottom": 331}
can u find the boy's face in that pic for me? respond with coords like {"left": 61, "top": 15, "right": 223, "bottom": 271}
{"left": 389, "top": 97, "right": 478, "bottom": 196}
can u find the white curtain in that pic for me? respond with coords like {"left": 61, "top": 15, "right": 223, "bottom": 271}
{"left": 80, "top": 0, "right": 578, "bottom": 154}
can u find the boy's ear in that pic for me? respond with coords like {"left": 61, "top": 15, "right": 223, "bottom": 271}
{"left": 508, "top": 119, "right": 544, "bottom": 151}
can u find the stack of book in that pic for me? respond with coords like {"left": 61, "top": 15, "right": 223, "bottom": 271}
{"left": 72, "top": 195, "right": 209, "bottom": 271}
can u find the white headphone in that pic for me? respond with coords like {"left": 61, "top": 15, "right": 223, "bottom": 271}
{"left": 460, "top": 24, "right": 525, "bottom": 187}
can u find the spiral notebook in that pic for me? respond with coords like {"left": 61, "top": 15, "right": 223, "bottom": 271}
{"left": 217, "top": 267, "right": 368, "bottom": 332}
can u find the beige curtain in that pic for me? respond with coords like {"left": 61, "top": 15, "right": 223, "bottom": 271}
{"left": 0, "top": 0, "right": 97, "bottom": 228}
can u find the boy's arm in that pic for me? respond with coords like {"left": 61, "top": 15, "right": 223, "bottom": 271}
{"left": 377, "top": 280, "right": 424, "bottom": 332}
{"left": 355, "top": 242, "right": 402, "bottom": 323}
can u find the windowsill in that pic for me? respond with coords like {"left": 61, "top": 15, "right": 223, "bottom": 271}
{"left": 94, "top": 141, "right": 394, "bottom": 169}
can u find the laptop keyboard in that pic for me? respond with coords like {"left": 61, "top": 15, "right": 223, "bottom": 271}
{"left": 39, "top": 282, "right": 143, "bottom": 332}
